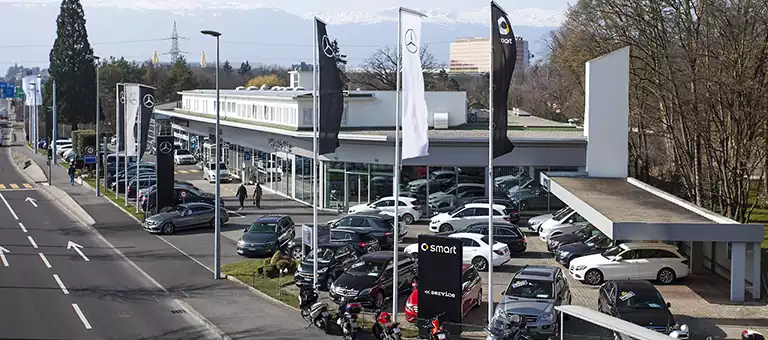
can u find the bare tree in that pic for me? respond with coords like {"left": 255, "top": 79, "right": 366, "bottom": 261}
{"left": 351, "top": 45, "right": 438, "bottom": 90}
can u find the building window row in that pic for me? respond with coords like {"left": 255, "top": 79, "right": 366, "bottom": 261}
{"left": 183, "top": 97, "right": 298, "bottom": 126}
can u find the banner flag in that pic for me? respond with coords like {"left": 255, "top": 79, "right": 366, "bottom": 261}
{"left": 491, "top": 2, "right": 517, "bottom": 158}
{"left": 138, "top": 85, "right": 155, "bottom": 160}
{"left": 315, "top": 18, "right": 344, "bottom": 155}
{"left": 400, "top": 10, "right": 429, "bottom": 160}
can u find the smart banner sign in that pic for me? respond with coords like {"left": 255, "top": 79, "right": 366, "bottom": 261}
{"left": 417, "top": 234, "right": 463, "bottom": 335}
{"left": 155, "top": 135, "right": 175, "bottom": 211}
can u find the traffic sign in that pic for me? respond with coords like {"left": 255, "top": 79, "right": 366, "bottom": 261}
{"left": 84, "top": 156, "right": 97, "bottom": 164}
{"left": 85, "top": 145, "right": 96, "bottom": 155}
{"left": 15, "top": 87, "right": 24, "bottom": 98}
{"left": 244, "top": 151, "right": 251, "bottom": 161}
{"left": 0, "top": 82, "right": 14, "bottom": 99}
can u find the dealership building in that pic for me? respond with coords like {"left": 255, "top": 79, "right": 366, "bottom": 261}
{"left": 155, "top": 47, "right": 762, "bottom": 302}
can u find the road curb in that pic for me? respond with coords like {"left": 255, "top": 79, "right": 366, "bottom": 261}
{"left": 224, "top": 274, "right": 300, "bottom": 312}
{"left": 174, "top": 299, "right": 233, "bottom": 340}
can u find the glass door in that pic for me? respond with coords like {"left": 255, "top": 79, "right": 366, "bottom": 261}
{"left": 346, "top": 173, "right": 369, "bottom": 210}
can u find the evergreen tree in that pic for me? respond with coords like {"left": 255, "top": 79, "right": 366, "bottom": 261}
{"left": 48, "top": 0, "right": 96, "bottom": 128}
{"left": 165, "top": 56, "right": 198, "bottom": 101}
{"left": 222, "top": 60, "right": 233, "bottom": 74}
{"left": 238, "top": 61, "right": 252, "bottom": 77}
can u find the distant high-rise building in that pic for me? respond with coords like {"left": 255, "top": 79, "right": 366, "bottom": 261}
{"left": 448, "top": 37, "right": 530, "bottom": 74}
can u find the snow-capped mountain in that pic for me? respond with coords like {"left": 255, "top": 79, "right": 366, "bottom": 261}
{"left": 305, "top": 7, "right": 564, "bottom": 27}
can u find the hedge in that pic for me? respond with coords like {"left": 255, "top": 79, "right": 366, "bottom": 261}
{"left": 71, "top": 129, "right": 97, "bottom": 157}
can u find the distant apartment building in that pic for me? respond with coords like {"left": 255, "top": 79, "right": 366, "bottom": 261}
{"left": 449, "top": 37, "right": 530, "bottom": 73}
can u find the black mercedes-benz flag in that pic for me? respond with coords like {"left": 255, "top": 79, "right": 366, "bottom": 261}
{"left": 315, "top": 18, "right": 344, "bottom": 155}
{"left": 491, "top": 2, "right": 517, "bottom": 159}
{"left": 138, "top": 85, "right": 156, "bottom": 160}
{"left": 116, "top": 83, "right": 125, "bottom": 152}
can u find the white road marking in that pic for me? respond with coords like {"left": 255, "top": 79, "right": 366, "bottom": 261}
{"left": 0, "top": 192, "right": 19, "bottom": 220}
{"left": 67, "top": 241, "right": 89, "bottom": 262}
{"left": 53, "top": 274, "right": 69, "bottom": 294}
{"left": 156, "top": 236, "right": 215, "bottom": 274}
{"left": 27, "top": 236, "right": 38, "bottom": 248}
{"left": 25, "top": 197, "right": 38, "bottom": 208}
{"left": 71, "top": 303, "right": 92, "bottom": 329}
{"left": 18, "top": 222, "right": 27, "bottom": 232}
{"left": 39, "top": 253, "right": 51, "bottom": 268}
{"left": 0, "top": 246, "right": 9, "bottom": 267}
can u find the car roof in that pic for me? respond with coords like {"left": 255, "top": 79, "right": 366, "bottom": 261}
{"left": 619, "top": 242, "right": 679, "bottom": 251}
{"left": 450, "top": 232, "right": 484, "bottom": 241}
{"left": 514, "top": 265, "right": 559, "bottom": 281}
{"left": 347, "top": 211, "right": 394, "bottom": 219}
{"left": 464, "top": 221, "right": 520, "bottom": 229}
{"left": 609, "top": 280, "right": 659, "bottom": 294}
{"left": 256, "top": 215, "right": 285, "bottom": 223}
{"left": 463, "top": 203, "right": 507, "bottom": 210}
{"left": 376, "top": 196, "right": 418, "bottom": 203}
{"left": 360, "top": 251, "right": 409, "bottom": 261}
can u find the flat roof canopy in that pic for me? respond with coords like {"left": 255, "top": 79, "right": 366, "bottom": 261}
{"left": 543, "top": 175, "right": 764, "bottom": 243}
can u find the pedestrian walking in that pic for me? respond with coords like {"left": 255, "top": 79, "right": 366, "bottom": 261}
{"left": 252, "top": 182, "right": 263, "bottom": 208}
{"left": 68, "top": 163, "right": 76, "bottom": 185}
{"left": 236, "top": 183, "right": 248, "bottom": 210}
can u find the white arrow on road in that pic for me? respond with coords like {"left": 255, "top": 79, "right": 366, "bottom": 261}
{"left": 0, "top": 246, "right": 9, "bottom": 267}
{"left": 25, "top": 197, "right": 38, "bottom": 208}
{"left": 67, "top": 241, "right": 89, "bottom": 262}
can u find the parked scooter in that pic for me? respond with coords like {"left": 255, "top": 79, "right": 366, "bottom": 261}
{"left": 425, "top": 312, "right": 449, "bottom": 340}
{"left": 486, "top": 313, "right": 529, "bottom": 340}
{"left": 336, "top": 297, "right": 363, "bottom": 340}
{"left": 299, "top": 285, "right": 331, "bottom": 334}
{"left": 372, "top": 310, "right": 403, "bottom": 340}
{"left": 743, "top": 330, "right": 765, "bottom": 340}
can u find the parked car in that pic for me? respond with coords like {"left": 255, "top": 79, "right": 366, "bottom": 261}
{"left": 236, "top": 215, "right": 296, "bottom": 257}
{"left": 203, "top": 161, "right": 232, "bottom": 183}
{"left": 142, "top": 203, "right": 229, "bottom": 234}
{"left": 439, "top": 221, "right": 527, "bottom": 254}
{"left": 569, "top": 243, "right": 690, "bottom": 285}
{"left": 535, "top": 207, "right": 579, "bottom": 234}
{"left": 539, "top": 219, "right": 589, "bottom": 242}
{"left": 547, "top": 224, "right": 604, "bottom": 252}
{"left": 527, "top": 207, "right": 565, "bottom": 233}
{"left": 493, "top": 266, "right": 571, "bottom": 339}
{"left": 428, "top": 183, "right": 485, "bottom": 211}
{"left": 554, "top": 234, "right": 614, "bottom": 267}
{"left": 330, "top": 212, "right": 408, "bottom": 250}
{"left": 407, "top": 170, "right": 456, "bottom": 194}
{"left": 347, "top": 196, "right": 423, "bottom": 224}
{"left": 173, "top": 149, "right": 197, "bottom": 165}
{"left": 329, "top": 251, "right": 418, "bottom": 309}
{"left": 598, "top": 280, "right": 687, "bottom": 336}
{"left": 404, "top": 232, "right": 510, "bottom": 271}
{"left": 469, "top": 197, "right": 520, "bottom": 223}
{"left": 142, "top": 183, "right": 223, "bottom": 213}
{"left": 429, "top": 203, "right": 512, "bottom": 232}
{"left": 285, "top": 228, "right": 381, "bottom": 260}
{"left": 405, "top": 264, "right": 482, "bottom": 323}
{"left": 126, "top": 177, "right": 157, "bottom": 198}
{"left": 512, "top": 186, "right": 567, "bottom": 212}
{"left": 294, "top": 243, "right": 358, "bottom": 290}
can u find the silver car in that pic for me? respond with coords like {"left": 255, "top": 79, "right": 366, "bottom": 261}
{"left": 143, "top": 202, "right": 229, "bottom": 234}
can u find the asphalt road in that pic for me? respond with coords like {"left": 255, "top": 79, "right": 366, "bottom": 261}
{"left": 0, "top": 148, "right": 218, "bottom": 339}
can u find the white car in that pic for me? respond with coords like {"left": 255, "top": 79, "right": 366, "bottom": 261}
{"left": 173, "top": 149, "right": 197, "bottom": 165}
{"left": 526, "top": 209, "right": 561, "bottom": 233}
{"left": 569, "top": 242, "right": 690, "bottom": 285}
{"left": 62, "top": 149, "right": 77, "bottom": 162}
{"left": 404, "top": 232, "right": 510, "bottom": 271}
{"left": 539, "top": 219, "right": 590, "bottom": 242}
{"left": 429, "top": 203, "right": 509, "bottom": 233}
{"left": 57, "top": 144, "right": 73, "bottom": 156}
{"left": 536, "top": 207, "right": 585, "bottom": 235}
{"left": 347, "top": 196, "right": 423, "bottom": 224}
{"left": 203, "top": 162, "right": 232, "bottom": 183}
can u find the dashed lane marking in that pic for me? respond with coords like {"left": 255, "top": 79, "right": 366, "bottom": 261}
{"left": 72, "top": 304, "right": 92, "bottom": 329}
{"left": 53, "top": 274, "right": 69, "bottom": 295}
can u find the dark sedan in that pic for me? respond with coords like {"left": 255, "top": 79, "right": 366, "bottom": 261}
{"left": 598, "top": 280, "right": 687, "bottom": 336}
{"left": 330, "top": 212, "right": 406, "bottom": 250}
{"left": 236, "top": 215, "right": 295, "bottom": 257}
{"left": 554, "top": 234, "right": 613, "bottom": 267}
{"left": 329, "top": 251, "right": 417, "bottom": 309}
{"left": 285, "top": 228, "right": 381, "bottom": 260}
{"left": 294, "top": 243, "right": 358, "bottom": 290}
{"left": 547, "top": 224, "right": 603, "bottom": 252}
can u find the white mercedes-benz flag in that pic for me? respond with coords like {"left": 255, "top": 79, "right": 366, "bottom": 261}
{"left": 400, "top": 10, "right": 429, "bottom": 159}
{"left": 124, "top": 85, "right": 139, "bottom": 156}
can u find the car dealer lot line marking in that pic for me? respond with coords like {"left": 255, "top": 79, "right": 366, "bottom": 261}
{"left": 0, "top": 192, "right": 19, "bottom": 220}
{"left": 53, "top": 274, "right": 69, "bottom": 294}
{"left": 27, "top": 236, "right": 38, "bottom": 248}
{"left": 39, "top": 253, "right": 51, "bottom": 268}
{"left": 72, "top": 303, "right": 92, "bottom": 329}
{"left": 18, "top": 222, "right": 27, "bottom": 232}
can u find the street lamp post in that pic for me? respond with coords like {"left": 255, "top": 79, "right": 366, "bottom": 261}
{"left": 201, "top": 29, "right": 222, "bottom": 280}
{"left": 30, "top": 82, "right": 37, "bottom": 154}
{"left": 91, "top": 55, "right": 101, "bottom": 196}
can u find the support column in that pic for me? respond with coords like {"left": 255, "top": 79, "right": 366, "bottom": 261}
{"left": 689, "top": 241, "right": 708, "bottom": 274}
{"left": 752, "top": 242, "right": 762, "bottom": 300}
{"left": 730, "top": 242, "right": 746, "bottom": 302}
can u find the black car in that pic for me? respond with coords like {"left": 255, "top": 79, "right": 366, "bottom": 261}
{"left": 554, "top": 234, "right": 613, "bottom": 267}
{"left": 236, "top": 215, "right": 296, "bottom": 257}
{"left": 547, "top": 224, "right": 603, "bottom": 252}
{"left": 294, "top": 243, "right": 358, "bottom": 290}
{"left": 329, "top": 251, "right": 417, "bottom": 309}
{"left": 439, "top": 221, "right": 527, "bottom": 254}
{"left": 330, "top": 212, "right": 403, "bottom": 250}
{"left": 285, "top": 228, "right": 381, "bottom": 260}
{"left": 469, "top": 198, "right": 520, "bottom": 223}
{"left": 598, "top": 280, "right": 682, "bottom": 335}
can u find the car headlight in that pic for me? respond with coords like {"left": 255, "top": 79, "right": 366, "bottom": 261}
{"left": 540, "top": 312, "right": 555, "bottom": 323}
{"left": 317, "top": 267, "right": 328, "bottom": 274}
{"left": 559, "top": 251, "right": 570, "bottom": 257}
{"left": 678, "top": 324, "right": 688, "bottom": 333}
{"left": 574, "top": 265, "right": 586, "bottom": 270}
{"left": 237, "top": 240, "right": 244, "bottom": 247}
{"left": 145, "top": 220, "right": 158, "bottom": 225}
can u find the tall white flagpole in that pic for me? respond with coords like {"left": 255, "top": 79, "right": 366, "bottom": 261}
{"left": 312, "top": 17, "right": 320, "bottom": 289}
{"left": 487, "top": 1, "right": 495, "bottom": 325}
{"left": 136, "top": 97, "right": 142, "bottom": 213}
{"left": 392, "top": 7, "right": 403, "bottom": 322}
{"left": 116, "top": 84, "right": 121, "bottom": 200}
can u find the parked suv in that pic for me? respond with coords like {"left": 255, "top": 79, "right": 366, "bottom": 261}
{"left": 405, "top": 264, "right": 482, "bottom": 323}
{"left": 429, "top": 203, "right": 513, "bottom": 232}
{"left": 329, "top": 251, "right": 417, "bottom": 309}
{"left": 569, "top": 242, "right": 690, "bottom": 285}
{"left": 347, "top": 196, "right": 423, "bottom": 224}
{"left": 441, "top": 221, "right": 527, "bottom": 254}
{"left": 493, "top": 266, "right": 571, "bottom": 339}
{"left": 236, "top": 215, "right": 295, "bottom": 257}
{"left": 285, "top": 228, "right": 381, "bottom": 260}
{"left": 203, "top": 161, "right": 232, "bottom": 183}
{"left": 294, "top": 243, "right": 358, "bottom": 291}
{"left": 469, "top": 197, "right": 520, "bottom": 223}
{"left": 142, "top": 183, "right": 223, "bottom": 213}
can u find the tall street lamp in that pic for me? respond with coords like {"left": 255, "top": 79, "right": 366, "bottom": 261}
{"left": 90, "top": 55, "right": 102, "bottom": 196}
{"left": 30, "top": 81, "right": 38, "bottom": 154}
{"left": 201, "top": 29, "right": 222, "bottom": 280}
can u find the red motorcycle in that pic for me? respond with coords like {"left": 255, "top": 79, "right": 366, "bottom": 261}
{"left": 425, "top": 312, "right": 448, "bottom": 340}
{"left": 372, "top": 310, "right": 402, "bottom": 340}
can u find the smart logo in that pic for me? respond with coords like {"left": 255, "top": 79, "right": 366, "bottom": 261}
{"left": 420, "top": 242, "right": 458, "bottom": 255}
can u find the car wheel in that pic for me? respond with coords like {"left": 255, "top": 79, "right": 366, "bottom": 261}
{"left": 585, "top": 269, "right": 603, "bottom": 285}
{"left": 291, "top": 247, "right": 303, "bottom": 260}
{"left": 472, "top": 256, "right": 489, "bottom": 271}
{"left": 657, "top": 268, "right": 676, "bottom": 284}
{"left": 402, "top": 213, "right": 415, "bottom": 225}
{"left": 439, "top": 224, "right": 453, "bottom": 232}
{"left": 372, "top": 291, "right": 384, "bottom": 309}
{"left": 209, "top": 218, "right": 216, "bottom": 228}
{"left": 162, "top": 222, "right": 175, "bottom": 235}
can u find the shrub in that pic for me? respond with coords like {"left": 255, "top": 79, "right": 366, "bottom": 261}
{"left": 270, "top": 250, "right": 286, "bottom": 265}
{"left": 264, "top": 258, "right": 271, "bottom": 265}
{"left": 275, "top": 259, "right": 297, "bottom": 274}
{"left": 261, "top": 265, "right": 279, "bottom": 278}
{"left": 71, "top": 129, "right": 97, "bottom": 157}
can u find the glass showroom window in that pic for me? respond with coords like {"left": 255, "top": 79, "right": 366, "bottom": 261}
{"left": 295, "top": 155, "right": 314, "bottom": 204}
{"left": 325, "top": 161, "right": 345, "bottom": 210}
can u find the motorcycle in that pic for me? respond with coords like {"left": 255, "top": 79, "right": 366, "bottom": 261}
{"left": 298, "top": 285, "right": 331, "bottom": 334}
{"left": 486, "top": 313, "right": 529, "bottom": 340}
{"left": 425, "top": 312, "right": 449, "bottom": 340}
{"left": 743, "top": 330, "right": 765, "bottom": 340}
{"left": 372, "top": 309, "right": 403, "bottom": 340}
{"left": 336, "top": 298, "right": 363, "bottom": 340}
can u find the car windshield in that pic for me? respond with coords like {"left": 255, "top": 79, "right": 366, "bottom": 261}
{"left": 247, "top": 222, "right": 276, "bottom": 233}
{"left": 602, "top": 246, "right": 624, "bottom": 258}
{"left": 176, "top": 149, "right": 191, "bottom": 155}
{"left": 575, "top": 225, "right": 596, "bottom": 237}
{"left": 504, "top": 279, "right": 554, "bottom": 299}
{"left": 306, "top": 248, "right": 335, "bottom": 262}
{"left": 553, "top": 207, "right": 573, "bottom": 221}
{"left": 449, "top": 206, "right": 465, "bottom": 215}
{"left": 616, "top": 289, "right": 667, "bottom": 309}
{"left": 347, "top": 260, "right": 386, "bottom": 277}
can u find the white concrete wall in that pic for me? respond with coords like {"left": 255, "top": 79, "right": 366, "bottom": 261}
{"left": 584, "top": 47, "right": 630, "bottom": 178}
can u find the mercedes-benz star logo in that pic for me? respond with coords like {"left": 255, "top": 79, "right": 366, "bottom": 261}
{"left": 159, "top": 141, "right": 173, "bottom": 154}
{"left": 497, "top": 17, "right": 510, "bottom": 35}
{"left": 143, "top": 94, "right": 155, "bottom": 108}
{"left": 119, "top": 91, "right": 125, "bottom": 104}
{"left": 321, "top": 35, "right": 335, "bottom": 58}
{"left": 129, "top": 92, "right": 137, "bottom": 105}
{"left": 404, "top": 29, "right": 418, "bottom": 54}
{"left": 85, "top": 145, "right": 95, "bottom": 155}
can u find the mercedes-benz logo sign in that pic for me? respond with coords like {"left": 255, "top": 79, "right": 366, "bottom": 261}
{"left": 404, "top": 29, "right": 418, "bottom": 54}
{"left": 129, "top": 92, "right": 138, "bottom": 105}
{"left": 85, "top": 145, "right": 95, "bottom": 155}
{"left": 159, "top": 141, "right": 173, "bottom": 154}
{"left": 321, "top": 35, "right": 335, "bottom": 58}
{"left": 119, "top": 91, "right": 125, "bottom": 104}
{"left": 497, "top": 17, "right": 511, "bottom": 36}
{"left": 143, "top": 94, "right": 155, "bottom": 108}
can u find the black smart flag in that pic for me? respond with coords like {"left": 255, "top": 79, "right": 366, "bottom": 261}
{"left": 491, "top": 2, "right": 517, "bottom": 159}
{"left": 138, "top": 85, "right": 156, "bottom": 160}
{"left": 116, "top": 84, "right": 125, "bottom": 152}
{"left": 315, "top": 18, "right": 344, "bottom": 155}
